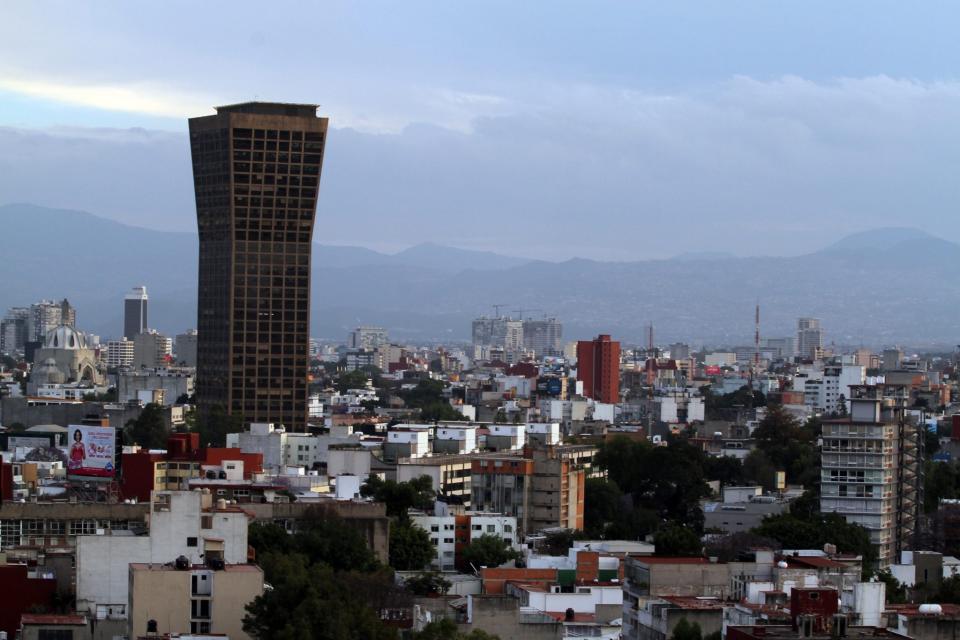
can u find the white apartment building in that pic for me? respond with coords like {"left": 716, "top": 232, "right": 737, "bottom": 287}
{"left": 820, "top": 384, "right": 920, "bottom": 567}
{"left": 75, "top": 490, "right": 249, "bottom": 620}
{"left": 105, "top": 339, "right": 135, "bottom": 368}
{"left": 525, "top": 422, "right": 561, "bottom": 446}
{"left": 485, "top": 424, "right": 526, "bottom": 451}
{"left": 411, "top": 509, "right": 520, "bottom": 571}
{"left": 434, "top": 424, "right": 478, "bottom": 454}
{"left": 226, "top": 422, "right": 327, "bottom": 472}
{"left": 384, "top": 425, "right": 432, "bottom": 461}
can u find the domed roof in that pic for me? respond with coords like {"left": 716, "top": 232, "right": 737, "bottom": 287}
{"left": 45, "top": 324, "right": 87, "bottom": 350}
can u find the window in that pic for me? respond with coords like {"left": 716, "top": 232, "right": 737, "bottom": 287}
{"left": 487, "top": 524, "right": 496, "bottom": 533}
{"left": 444, "top": 538, "right": 454, "bottom": 544}
{"left": 431, "top": 525, "right": 439, "bottom": 532}
{"left": 191, "top": 621, "right": 211, "bottom": 634}
{"left": 504, "top": 525, "right": 513, "bottom": 533}
{"left": 472, "top": 524, "right": 482, "bottom": 531}
{"left": 38, "top": 631, "right": 73, "bottom": 640}
{"left": 431, "top": 538, "right": 439, "bottom": 546}
{"left": 191, "top": 599, "right": 211, "bottom": 619}
{"left": 201, "top": 516, "right": 213, "bottom": 530}
{"left": 187, "top": 537, "right": 198, "bottom": 547}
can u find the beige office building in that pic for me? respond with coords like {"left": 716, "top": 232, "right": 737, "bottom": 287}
{"left": 128, "top": 562, "right": 263, "bottom": 639}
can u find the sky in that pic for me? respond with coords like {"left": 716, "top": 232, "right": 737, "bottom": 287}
{"left": 1, "top": 1, "right": 959, "bottom": 260}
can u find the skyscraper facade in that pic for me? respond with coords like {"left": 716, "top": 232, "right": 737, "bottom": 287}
{"left": 522, "top": 317, "right": 563, "bottom": 358}
{"left": 797, "top": 317, "right": 823, "bottom": 361}
{"left": 189, "top": 102, "right": 328, "bottom": 431}
{"left": 124, "top": 286, "right": 149, "bottom": 339}
{"left": 820, "top": 384, "right": 920, "bottom": 566}
{"left": 576, "top": 334, "right": 621, "bottom": 404}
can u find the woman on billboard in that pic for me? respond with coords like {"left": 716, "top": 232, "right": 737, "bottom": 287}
{"left": 68, "top": 429, "right": 86, "bottom": 471}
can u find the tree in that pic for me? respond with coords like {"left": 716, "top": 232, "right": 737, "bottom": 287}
{"left": 750, "top": 404, "right": 821, "bottom": 489}
{"left": 390, "top": 520, "right": 435, "bottom": 571}
{"left": 196, "top": 404, "right": 242, "bottom": 447}
{"left": 875, "top": 569, "right": 908, "bottom": 604}
{"left": 124, "top": 402, "right": 167, "bottom": 448}
{"left": 654, "top": 523, "right": 703, "bottom": 557}
{"left": 542, "top": 530, "right": 576, "bottom": 556}
{"left": 361, "top": 475, "right": 436, "bottom": 520}
{"left": 670, "top": 618, "right": 703, "bottom": 640}
{"left": 337, "top": 369, "right": 371, "bottom": 393}
{"left": 935, "top": 575, "right": 960, "bottom": 604}
{"left": 244, "top": 553, "right": 398, "bottom": 640}
{"left": 704, "top": 532, "right": 781, "bottom": 562}
{"left": 413, "top": 619, "right": 500, "bottom": 640}
{"left": 753, "top": 513, "right": 877, "bottom": 573}
{"left": 404, "top": 572, "right": 452, "bottom": 596}
{"left": 421, "top": 402, "right": 463, "bottom": 422}
{"left": 461, "top": 534, "right": 520, "bottom": 569}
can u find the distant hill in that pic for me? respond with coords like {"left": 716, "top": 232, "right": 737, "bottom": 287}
{"left": 1, "top": 203, "right": 956, "bottom": 346}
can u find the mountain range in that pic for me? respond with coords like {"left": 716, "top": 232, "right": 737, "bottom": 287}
{"left": 2, "top": 203, "right": 958, "bottom": 347}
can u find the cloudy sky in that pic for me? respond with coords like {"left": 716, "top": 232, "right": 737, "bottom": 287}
{"left": 1, "top": 1, "right": 958, "bottom": 259}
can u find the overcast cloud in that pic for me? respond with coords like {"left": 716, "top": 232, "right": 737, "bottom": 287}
{"left": 1, "top": 2, "right": 959, "bottom": 259}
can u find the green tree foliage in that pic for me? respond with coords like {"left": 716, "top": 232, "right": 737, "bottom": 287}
{"left": 670, "top": 618, "right": 704, "bottom": 640}
{"left": 404, "top": 572, "right": 452, "bottom": 596}
{"left": 398, "top": 379, "right": 447, "bottom": 408}
{"left": 460, "top": 534, "right": 521, "bottom": 569}
{"left": 245, "top": 553, "right": 400, "bottom": 640}
{"left": 124, "top": 403, "right": 168, "bottom": 449}
{"left": 413, "top": 619, "right": 500, "bottom": 640}
{"left": 390, "top": 520, "right": 435, "bottom": 570}
{"left": 542, "top": 530, "right": 577, "bottom": 556}
{"left": 361, "top": 475, "right": 436, "bottom": 520}
{"left": 704, "top": 532, "right": 782, "bottom": 562}
{"left": 753, "top": 513, "right": 876, "bottom": 571}
{"left": 875, "top": 569, "right": 908, "bottom": 604}
{"left": 583, "top": 478, "right": 658, "bottom": 540}
{"left": 703, "top": 385, "right": 766, "bottom": 415}
{"left": 702, "top": 455, "right": 747, "bottom": 487}
{"left": 596, "top": 436, "right": 712, "bottom": 533}
{"left": 196, "top": 404, "right": 243, "bottom": 447}
{"left": 935, "top": 575, "right": 960, "bottom": 604}
{"left": 421, "top": 402, "right": 464, "bottom": 422}
{"left": 245, "top": 508, "right": 408, "bottom": 640}
{"left": 924, "top": 460, "right": 959, "bottom": 513}
{"left": 654, "top": 523, "right": 703, "bottom": 557}
{"left": 337, "top": 368, "right": 372, "bottom": 393}
{"left": 749, "top": 405, "right": 820, "bottom": 489}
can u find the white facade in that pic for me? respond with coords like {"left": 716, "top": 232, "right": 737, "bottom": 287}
{"left": 411, "top": 512, "right": 521, "bottom": 571}
{"left": 486, "top": 424, "right": 525, "bottom": 450}
{"left": 387, "top": 428, "right": 431, "bottom": 457}
{"left": 435, "top": 425, "right": 478, "bottom": 453}
{"left": 704, "top": 352, "right": 736, "bottom": 367}
{"left": 76, "top": 490, "right": 249, "bottom": 619}
{"left": 226, "top": 423, "right": 327, "bottom": 472}
{"left": 105, "top": 339, "right": 135, "bottom": 368}
{"left": 525, "top": 422, "right": 561, "bottom": 445}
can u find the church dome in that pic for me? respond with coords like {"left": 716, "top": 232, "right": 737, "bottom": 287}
{"left": 45, "top": 324, "right": 87, "bottom": 350}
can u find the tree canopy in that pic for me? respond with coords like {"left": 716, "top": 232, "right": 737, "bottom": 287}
{"left": 390, "top": 519, "right": 435, "bottom": 571}
{"left": 460, "top": 534, "right": 520, "bottom": 569}
{"left": 124, "top": 403, "right": 168, "bottom": 449}
{"left": 244, "top": 509, "right": 405, "bottom": 639}
{"left": 361, "top": 475, "right": 436, "bottom": 520}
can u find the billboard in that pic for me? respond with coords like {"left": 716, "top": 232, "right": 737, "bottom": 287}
{"left": 66, "top": 425, "right": 116, "bottom": 479}
{"left": 704, "top": 365, "right": 722, "bottom": 376}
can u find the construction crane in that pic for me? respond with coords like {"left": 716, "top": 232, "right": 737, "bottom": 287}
{"left": 491, "top": 304, "right": 507, "bottom": 318}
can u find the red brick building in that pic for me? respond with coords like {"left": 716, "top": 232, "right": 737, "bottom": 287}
{"left": 577, "top": 334, "right": 621, "bottom": 404}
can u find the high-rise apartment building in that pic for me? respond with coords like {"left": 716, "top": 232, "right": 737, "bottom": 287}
{"left": 522, "top": 317, "right": 563, "bottom": 357}
{"left": 175, "top": 330, "right": 199, "bottom": 367}
{"left": 189, "top": 102, "right": 327, "bottom": 431}
{"left": 0, "top": 307, "right": 30, "bottom": 355}
{"left": 820, "top": 384, "right": 921, "bottom": 566}
{"left": 348, "top": 325, "right": 388, "bottom": 350}
{"left": 105, "top": 339, "right": 135, "bottom": 368}
{"left": 27, "top": 299, "right": 75, "bottom": 344}
{"left": 797, "top": 317, "right": 823, "bottom": 361}
{"left": 472, "top": 316, "right": 524, "bottom": 353}
{"left": 124, "top": 286, "right": 149, "bottom": 339}
{"left": 133, "top": 331, "right": 173, "bottom": 369}
{"left": 576, "top": 334, "right": 621, "bottom": 404}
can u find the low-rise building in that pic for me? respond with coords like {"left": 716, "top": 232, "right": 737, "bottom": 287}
{"left": 128, "top": 561, "right": 263, "bottom": 639}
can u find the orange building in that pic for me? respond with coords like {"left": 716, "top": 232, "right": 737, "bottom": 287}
{"left": 577, "top": 334, "right": 621, "bottom": 404}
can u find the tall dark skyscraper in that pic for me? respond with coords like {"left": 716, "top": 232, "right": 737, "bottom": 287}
{"left": 189, "top": 103, "right": 328, "bottom": 432}
{"left": 123, "top": 285, "right": 149, "bottom": 339}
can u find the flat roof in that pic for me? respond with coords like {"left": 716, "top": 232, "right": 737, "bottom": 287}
{"left": 661, "top": 596, "right": 726, "bottom": 610}
{"left": 634, "top": 557, "right": 718, "bottom": 565}
{"left": 130, "top": 562, "right": 262, "bottom": 573}
{"left": 20, "top": 614, "right": 86, "bottom": 625}
{"left": 214, "top": 102, "right": 319, "bottom": 117}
